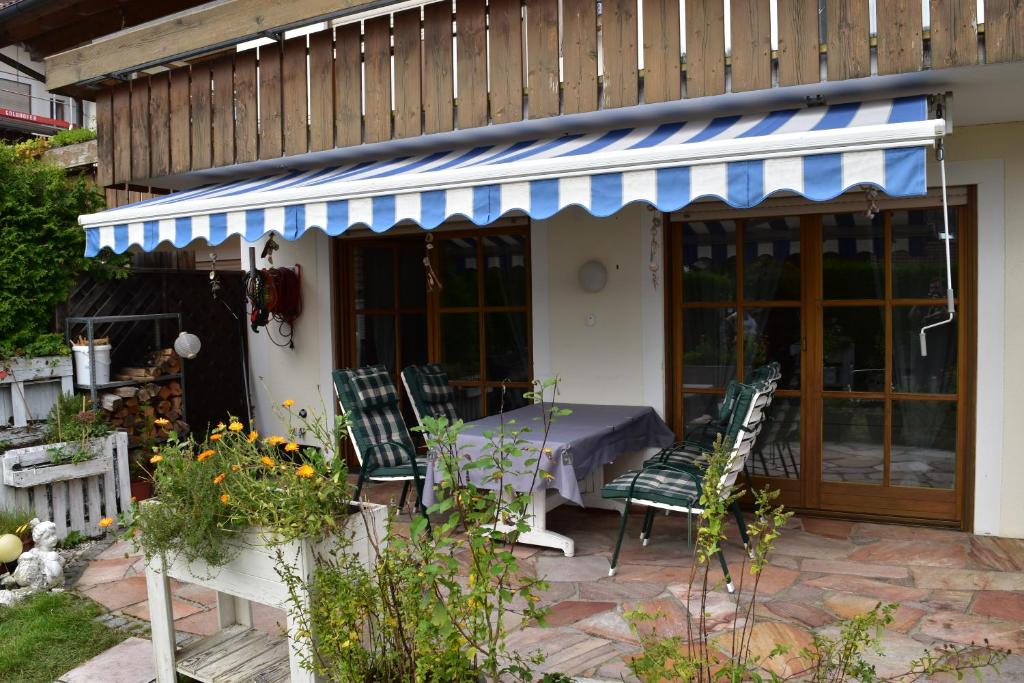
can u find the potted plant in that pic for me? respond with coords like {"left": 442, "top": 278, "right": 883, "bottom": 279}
{"left": 128, "top": 456, "right": 154, "bottom": 501}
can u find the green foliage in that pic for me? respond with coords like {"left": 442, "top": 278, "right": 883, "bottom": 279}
{"left": 0, "top": 142, "right": 126, "bottom": 351}
{"left": 49, "top": 127, "right": 97, "bottom": 148}
{"left": 0, "top": 591, "right": 129, "bottom": 683}
{"left": 59, "top": 530, "right": 88, "bottom": 548}
{"left": 43, "top": 392, "right": 109, "bottom": 464}
{"left": 0, "top": 506, "right": 34, "bottom": 538}
{"left": 126, "top": 405, "right": 353, "bottom": 569}
{"left": 0, "top": 333, "right": 70, "bottom": 361}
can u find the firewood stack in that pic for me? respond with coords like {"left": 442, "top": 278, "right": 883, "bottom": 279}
{"left": 99, "top": 347, "right": 188, "bottom": 447}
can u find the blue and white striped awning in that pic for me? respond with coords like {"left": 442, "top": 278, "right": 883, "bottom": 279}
{"left": 81, "top": 96, "right": 944, "bottom": 256}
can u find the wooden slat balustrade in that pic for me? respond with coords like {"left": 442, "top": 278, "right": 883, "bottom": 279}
{"left": 100, "top": 0, "right": 1024, "bottom": 189}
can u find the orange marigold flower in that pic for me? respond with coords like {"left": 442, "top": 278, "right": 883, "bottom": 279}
{"left": 231, "top": 464, "right": 241, "bottom": 472}
{"left": 285, "top": 442, "right": 300, "bottom": 453}
{"left": 150, "top": 454, "right": 164, "bottom": 464}
{"left": 198, "top": 449, "right": 215, "bottom": 462}
{"left": 228, "top": 421, "right": 244, "bottom": 432}
{"left": 210, "top": 434, "right": 223, "bottom": 442}
{"left": 220, "top": 494, "right": 230, "bottom": 504}
{"left": 282, "top": 399, "right": 295, "bottom": 407}
{"left": 247, "top": 430, "right": 259, "bottom": 443}
{"left": 213, "top": 473, "right": 226, "bottom": 485}
{"left": 266, "top": 435, "right": 286, "bottom": 446}
{"left": 296, "top": 464, "right": 315, "bottom": 478}
{"left": 153, "top": 417, "right": 170, "bottom": 427}
{"left": 261, "top": 456, "right": 275, "bottom": 467}
{"left": 99, "top": 517, "right": 114, "bottom": 528}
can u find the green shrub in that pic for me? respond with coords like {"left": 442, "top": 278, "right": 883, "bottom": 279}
{"left": 0, "top": 332, "right": 70, "bottom": 361}
{"left": 0, "top": 506, "right": 33, "bottom": 538}
{"left": 49, "top": 127, "right": 96, "bottom": 148}
{"left": 43, "top": 392, "right": 110, "bottom": 464}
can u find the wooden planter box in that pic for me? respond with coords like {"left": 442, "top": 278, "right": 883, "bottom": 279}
{"left": 0, "top": 355, "right": 73, "bottom": 428}
{"left": 0, "top": 432, "right": 130, "bottom": 539}
{"left": 145, "top": 502, "right": 389, "bottom": 683}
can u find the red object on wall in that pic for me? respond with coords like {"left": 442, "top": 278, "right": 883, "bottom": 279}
{"left": 0, "top": 107, "right": 71, "bottom": 130}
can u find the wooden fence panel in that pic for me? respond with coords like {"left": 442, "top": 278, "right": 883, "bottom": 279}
{"left": 189, "top": 62, "right": 212, "bottom": 170}
{"left": 282, "top": 36, "right": 309, "bottom": 156}
{"left": 825, "top": 0, "right": 871, "bottom": 79}
{"left": 602, "top": 0, "right": 639, "bottom": 108}
{"left": 777, "top": 0, "right": 820, "bottom": 86}
{"left": 394, "top": 9, "right": 423, "bottom": 139}
{"left": 876, "top": 0, "right": 923, "bottom": 74}
{"left": 527, "top": 0, "right": 560, "bottom": 118}
{"left": 130, "top": 78, "right": 150, "bottom": 181}
{"left": 489, "top": 0, "right": 524, "bottom": 123}
{"left": 95, "top": 90, "right": 113, "bottom": 187}
{"left": 562, "top": 0, "right": 599, "bottom": 113}
{"left": 258, "top": 44, "right": 283, "bottom": 160}
{"left": 985, "top": 0, "right": 1024, "bottom": 62}
{"left": 930, "top": 0, "right": 978, "bottom": 67}
{"left": 334, "top": 23, "right": 363, "bottom": 147}
{"left": 309, "top": 29, "right": 335, "bottom": 152}
{"left": 685, "top": 0, "right": 726, "bottom": 97}
{"left": 643, "top": 0, "right": 681, "bottom": 103}
{"left": 730, "top": 0, "right": 772, "bottom": 92}
{"left": 112, "top": 82, "right": 131, "bottom": 185}
{"left": 233, "top": 50, "right": 258, "bottom": 164}
{"left": 423, "top": 2, "right": 455, "bottom": 133}
{"left": 364, "top": 17, "right": 392, "bottom": 143}
{"left": 457, "top": 0, "right": 489, "bottom": 128}
{"left": 148, "top": 73, "right": 170, "bottom": 178}
{"left": 211, "top": 55, "right": 235, "bottom": 167}
{"left": 169, "top": 68, "right": 191, "bottom": 174}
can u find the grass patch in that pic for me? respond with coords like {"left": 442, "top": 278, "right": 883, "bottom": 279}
{"left": 0, "top": 591, "right": 128, "bottom": 683}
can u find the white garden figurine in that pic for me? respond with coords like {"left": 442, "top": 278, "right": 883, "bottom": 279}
{"left": 9, "top": 519, "right": 65, "bottom": 590}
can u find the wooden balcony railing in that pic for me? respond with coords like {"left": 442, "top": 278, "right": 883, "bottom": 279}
{"left": 95, "top": 0, "right": 1024, "bottom": 188}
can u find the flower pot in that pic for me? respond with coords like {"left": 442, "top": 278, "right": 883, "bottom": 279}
{"left": 130, "top": 479, "right": 154, "bottom": 501}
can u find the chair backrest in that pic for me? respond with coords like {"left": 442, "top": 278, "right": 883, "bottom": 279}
{"left": 713, "top": 362, "right": 781, "bottom": 431}
{"left": 333, "top": 365, "right": 417, "bottom": 471}
{"left": 400, "top": 364, "right": 461, "bottom": 427}
{"left": 719, "top": 384, "right": 771, "bottom": 492}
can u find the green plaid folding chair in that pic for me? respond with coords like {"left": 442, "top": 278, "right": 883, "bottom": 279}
{"left": 684, "top": 362, "right": 781, "bottom": 449}
{"left": 333, "top": 365, "right": 429, "bottom": 516}
{"left": 400, "top": 364, "right": 462, "bottom": 426}
{"left": 601, "top": 382, "right": 771, "bottom": 592}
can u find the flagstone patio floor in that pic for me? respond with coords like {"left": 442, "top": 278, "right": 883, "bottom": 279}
{"left": 74, "top": 486, "right": 1024, "bottom": 681}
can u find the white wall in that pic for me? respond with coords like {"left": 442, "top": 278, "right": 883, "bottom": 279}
{"left": 0, "top": 45, "right": 94, "bottom": 127}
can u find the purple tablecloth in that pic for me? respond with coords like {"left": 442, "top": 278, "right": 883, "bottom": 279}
{"left": 421, "top": 403, "right": 675, "bottom": 506}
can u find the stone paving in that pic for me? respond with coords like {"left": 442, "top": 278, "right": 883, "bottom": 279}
{"left": 71, "top": 492, "right": 1024, "bottom": 681}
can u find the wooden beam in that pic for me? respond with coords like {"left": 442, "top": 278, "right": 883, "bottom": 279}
{"left": 45, "top": 0, "right": 392, "bottom": 91}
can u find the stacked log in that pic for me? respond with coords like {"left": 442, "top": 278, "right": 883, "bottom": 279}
{"left": 101, "top": 347, "right": 187, "bottom": 447}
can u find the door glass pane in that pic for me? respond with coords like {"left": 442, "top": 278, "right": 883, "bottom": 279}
{"left": 484, "top": 234, "right": 528, "bottom": 306}
{"left": 400, "top": 313, "right": 428, "bottom": 368}
{"left": 438, "top": 238, "right": 478, "bottom": 307}
{"left": 822, "top": 398, "right": 884, "bottom": 484}
{"left": 398, "top": 244, "right": 427, "bottom": 309}
{"left": 451, "top": 385, "right": 483, "bottom": 421}
{"left": 747, "top": 397, "right": 801, "bottom": 479}
{"left": 893, "top": 306, "right": 957, "bottom": 393}
{"left": 682, "top": 220, "right": 737, "bottom": 302}
{"left": 682, "top": 392, "right": 726, "bottom": 441}
{"left": 822, "top": 306, "right": 884, "bottom": 392}
{"left": 485, "top": 312, "right": 529, "bottom": 381}
{"left": 440, "top": 313, "right": 479, "bottom": 380}
{"left": 744, "top": 307, "right": 801, "bottom": 389}
{"left": 486, "top": 386, "right": 530, "bottom": 416}
{"left": 892, "top": 208, "right": 958, "bottom": 299}
{"left": 744, "top": 217, "right": 801, "bottom": 301}
{"left": 354, "top": 247, "right": 394, "bottom": 310}
{"left": 891, "top": 401, "right": 956, "bottom": 489}
{"left": 822, "top": 212, "right": 884, "bottom": 300}
{"left": 683, "top": 308, "right": 736, "bottom": 388}
{"left": 355, "top": 314, "right": 395, "bottom": 369}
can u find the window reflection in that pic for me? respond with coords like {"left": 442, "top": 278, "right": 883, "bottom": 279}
{"left": 822, "top": 212, "right": 884, "bottom": 300}
{"left": 893, "top": 306, "right": 957, "bottom": 393}
{"left": 822, "top": 307, "right": 884, "bottom": 392}
{"left": 682, "top": 220, "right": 737, "bottom": 302}
{"left": 744, "top": 217, "right": 801, "bottom": 301}
{"left": 682, "top": 308, "right": 737, "bottom": 388}
{"left": 891, "top": 401, "right": 956, "bottom": 489}
{"left": 892, "top": 209, "right": 958, "bottom": 299}
{"left": 822, "top": 398, "right": 884, "bottom": 484}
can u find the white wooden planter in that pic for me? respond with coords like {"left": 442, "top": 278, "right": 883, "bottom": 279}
{"left": 0, "top": 432, "right": 130, "bottom": 538}
{"left": 145, "top": 502, "right": 389, "bottom": 683}
{"left": 0, "top": 355, "right": 73, "bottom": 428}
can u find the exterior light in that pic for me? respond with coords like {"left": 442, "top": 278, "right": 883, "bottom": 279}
{"left": 578, "top": 260, "right": 608, "bottom": 293}
{"left": 173, "top": 331, "right": 202, "bottom": 359}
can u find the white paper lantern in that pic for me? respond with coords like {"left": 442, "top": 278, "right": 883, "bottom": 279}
{"left": 0, "top": 533, "right": 23, "bottom": 563}
{"left": 173, "top": 331, "right": 202, "bottom": 359}
{"left": 578, "top": 260, "right": 608, "bottom": 293}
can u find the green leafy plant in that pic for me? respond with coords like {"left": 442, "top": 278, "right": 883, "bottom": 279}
{"left": 0, "top": 506, "right": 33, "bottom": 539}
{"left": 126, "top": 402, "right": 353, "bottom": 569}
{"left": 49, "top": 127, "right": 96, "bottom": 148}
{"left": 59, "top": 530, "right": 88, "bottom": 549}
{"left": 0, "top": 333, "right": 70, "bottom": 362}
{"left": 43, "top": 392, "right": 110, "bottom": 464}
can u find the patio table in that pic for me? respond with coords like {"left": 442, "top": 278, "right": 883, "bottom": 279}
{"left": 421, "top": 403, "right": 675, "bottom": 556}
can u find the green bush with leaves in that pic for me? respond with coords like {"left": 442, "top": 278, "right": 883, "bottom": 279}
{"left": 43, "top": 392, "right": 110, "bottom": 464}
{"left": 49, "top": 127, "right": 96, "bottom": 148}
{"left": 0, "top": 506, "right": 33, "bottom": 539}
{"left": 0, "top": 142, "right": 125, "bottom": 352}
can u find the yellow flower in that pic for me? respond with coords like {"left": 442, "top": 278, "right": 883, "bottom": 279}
{"left": 285, "top": 442, "right": 300, "bottom": 453}
{"left": 150, "top": 454, "right": 163, "bottom": 464}
{"left": 231, "top": 464, "right": 241, "bottom": 472}
{"left": 213, "top": 473, "right": 226, "bottom": 485}
{"left": 266, "top": 435, "right": 286, "bottom": 446}
{"left": 198, "top": 450, "right": 215, "bottom": 462}
{"left": 261, "top": 456, "right": 275, "bottom": 467}
{"left": 220, "top": 494, "right": 230, "bottom": 504}
{"left": 296, "top": 464, "right": 315, "bottom": 478}
{"left": 282, "top": 399, "right": 295, "bottom": 407}
{"left": 130, "top": 497, "right": 137, "bottom": 503}
{"left": 99, "top": 517, "right": 114, "bottom": 528}
{"left": 210, "top": 434, "right": 223, "bottom": 442}
{"left": 228, "top": 421, "right": 244, "bottom": 432}
{"left": 154, "top": 417, "right": 170, "bottom": 427}
{"left": 247, "top": 430, "right": 259, "bottom": 443}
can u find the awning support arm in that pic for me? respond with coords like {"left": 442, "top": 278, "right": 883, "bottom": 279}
{"left": 919, "top": 139, "right": 956, "bottom": 357}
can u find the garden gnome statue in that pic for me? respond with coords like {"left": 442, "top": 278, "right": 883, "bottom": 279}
{"left": 10, "top": 519, "right": 65, "bottom": 590}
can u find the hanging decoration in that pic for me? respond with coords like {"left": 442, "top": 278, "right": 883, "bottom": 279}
{"left": 423, "top": 233, "right": 443, "bottom": 292}
{"left": 863, "top": 185, "right": 880, "bottom": 220}
{"left": 648, "top": 207, "right": 661, "bottom": 289}
{"left": 245, "top": 264, "right": 302, "bottom": 348}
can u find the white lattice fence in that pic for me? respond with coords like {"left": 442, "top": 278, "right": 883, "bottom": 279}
{"left": 0, "top": 431, "right": 131, "bottom": 538}
{"left": 0, "top": 356, "right": 74, "bottom": 428}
